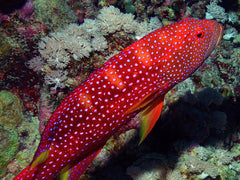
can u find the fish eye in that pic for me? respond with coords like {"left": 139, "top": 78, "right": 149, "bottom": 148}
{"left": 196, "top": 31, "right": 204, "bottom": 38}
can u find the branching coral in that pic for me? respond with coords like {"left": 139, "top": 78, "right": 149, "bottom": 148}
{"left": 206, "top": 1, "right": 227, "bottom": 23}
{"left": 28, "top": 6, "right": 162, "bottom": 91}
{"left": 44, "top": 70, "right": 68, "bottom": 90}
{"left": 97, "top": 6, "right": 123, "bottom": 35}
{"left": 33, "top": 0, "right": 77, "bottom": 32}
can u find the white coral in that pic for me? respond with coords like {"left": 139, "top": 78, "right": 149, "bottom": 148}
{"left": 223, "top": 27, "right": 238, "bottom": 40}
{"left": 44, "top": 70, "right": 68, "bottom": 90}
{"left": 64, "top": 35, "right": 92, "bottom": 60}
{"left": 64, "top": 24, "right": 83, "bottom": 36}
{"left": 47, "top": 52, "right": 69, "bottom": 69}
{"left": 39, "top": 26, "right": 93, "bottom": 63}
{"left": 149, "top": 17, "right": 162, "bottom": 31}
{"left": 135, "top": 17, "right": 162, "bottom": 39}
{"left": 29, "top": 6, "right": 164, "bottom": 90}
{"left": 121, "top": 13, "right": 139, "bottom": 33}
{"left": 228, "top": 12, "right": 238, "bottom": 24}
{"left": 81, "top": 19, "right": 101, "bottom": 36}
{"left": 135, "top": 21, "right": 149, "bottom": 39}
{"left": 27, "top": 56, "right": 45, "bottom": 72}
{"left": 91, "top": 35, "right": 108, "bottom": 51}
{"left": 38, "top": 33, "right": 71, "bottom": 67}
{"left": 97, "top": 6, "right": 123, "bottom": 35}
{"left": 206, "top": 2, "right": 227, "bottom": 23}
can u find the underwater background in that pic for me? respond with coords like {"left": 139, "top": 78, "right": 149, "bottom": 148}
{"left": 0, "top": 0, "right": 240, "bottom": 179}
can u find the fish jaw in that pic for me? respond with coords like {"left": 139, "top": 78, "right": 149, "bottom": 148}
{"left": 215, "top": 23, "right": 223, "bottom": 47}
{"left": 203, "top": 19, "right": 223, "bottom": 59}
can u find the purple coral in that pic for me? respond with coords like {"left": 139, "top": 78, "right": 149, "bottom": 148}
{"left": 17, "top": 0, "right": 34, "bottom": 19}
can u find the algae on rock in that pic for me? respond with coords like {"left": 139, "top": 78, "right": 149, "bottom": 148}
{"left": 0, "top": 91, "right": 23, "bottom": 177}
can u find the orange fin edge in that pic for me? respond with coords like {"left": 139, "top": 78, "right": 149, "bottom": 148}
{"left": 139, "top": 97, "right": 164, "bottom": 145}
{"left": 125, "top": 89, "right": 160, "bottom": 115}
{"left": 125, "top": 89, "right": 165, "bottom": 145}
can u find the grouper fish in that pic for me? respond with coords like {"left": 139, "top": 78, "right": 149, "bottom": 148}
{"left": 15, "top": 17, "right": 222, "bottom": 179}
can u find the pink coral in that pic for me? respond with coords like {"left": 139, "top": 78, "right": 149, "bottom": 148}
{"left": 17, "top": 1, "right": 34, "bottom": 19}
{"left": 0, "top": 14, "right": 10, "bottom": 23}
{"left": 17, "top": 23, "right": 37, "bottom": 40}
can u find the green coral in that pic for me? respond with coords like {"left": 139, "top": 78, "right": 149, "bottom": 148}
{"left": 0, "top": 90, "right": 23, "bottom": 129}
{"left": 0, "top": 127, "right": 19, "bottom": 177}
{"left": 219, "top": 166, "right": 237, "bottom": 180}
{"left": 230, "top": 142, "right": 240, "bottom": 160}
{"left": 123, "top": 0, "right": 135, "bottom": 14}
{"left": 33, "top": 0, "right": 77, "bottom": 32}
{"left": 0, "top": 36, "right": 11, "bottom": 61}
{"left": 0, "top": 90, "right": 23, "bottom": 177}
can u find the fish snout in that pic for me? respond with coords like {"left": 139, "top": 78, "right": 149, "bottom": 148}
{"left": 204, "top": 20, "right": 223, "bottom": 59}
{"left": 215, "top": 23, "right": 223, "bottom": 47}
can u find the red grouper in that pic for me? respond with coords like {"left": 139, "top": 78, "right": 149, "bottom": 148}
{"left": 15, "top": 17, "right": 222, "bottom": 180}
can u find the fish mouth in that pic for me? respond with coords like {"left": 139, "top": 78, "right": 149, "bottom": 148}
{"left": 215, "top": 24, "right": 223, "bottom": 47}
{"left": 204, "top": 22, "right": 223, "bottom": 59}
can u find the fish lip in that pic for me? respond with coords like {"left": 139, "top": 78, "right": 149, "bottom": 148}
{"left": 215, "top": 24, "right": 223, "bottom": 47}
{"left": 204, "top": 23, "right": 223, "bottom": 59}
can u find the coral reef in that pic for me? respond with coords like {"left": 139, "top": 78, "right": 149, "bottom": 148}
{"left": 206, "top": 1, "right": 239, "bottom": 24}
{"left": 6, "top": 116, "right": 40, "bottom": 179}
{"left": 38, "top": 88, "right": 54, "bottom": 133}
{"left": 223, "top": 26, "right": 238, "bottom": 40}
{"left": 17, "top": 0, "right": 34, "bottom": 19}
{"left": 0, "top": 127, "right": 19, "bottom": 178}
{"left": 28, "top": 6, "right": 162, "bottom": 92}
{"left": 0, "top": 91, "right": 22, "bottom": 178}
{"left": 0, "top": 90, "right": 40, "bottom": 179}
{"left": 206, "top": 1, "right": 228, "bottom": 23}
{"left": 1, "top": 0, "right": 240, "bottom": 179}
{"left": 33, "top": 0, "right": 77, "bottom": 32}
{"left": 0, "top": 36, "right": 11, "bottom": 61}
{"left": 0, "top": 90, "right": 23, "bottom": 128}
{"left": 126, "top": 153, "right": 174, "bottom": 180}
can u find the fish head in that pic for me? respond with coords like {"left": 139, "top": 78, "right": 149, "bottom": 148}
{"left": 161, "top": 18, "right": 222, "bottom": 78}
{"left": 180, "top": 18, "right": 222, "bottom": 61}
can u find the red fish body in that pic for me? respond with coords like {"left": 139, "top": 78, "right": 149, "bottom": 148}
{"left": 15, "top": 18, "right": 222, "bottom": 180}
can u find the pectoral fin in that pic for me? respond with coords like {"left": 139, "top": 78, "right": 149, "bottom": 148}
{"left": 125, "top": 89, "right": 165, "bottom": 145}
{"left": 139, "top": 95, "right": 164, "bottom": 144}
{"left": 125, "top": 89, "right": 160, "bottom": 115}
